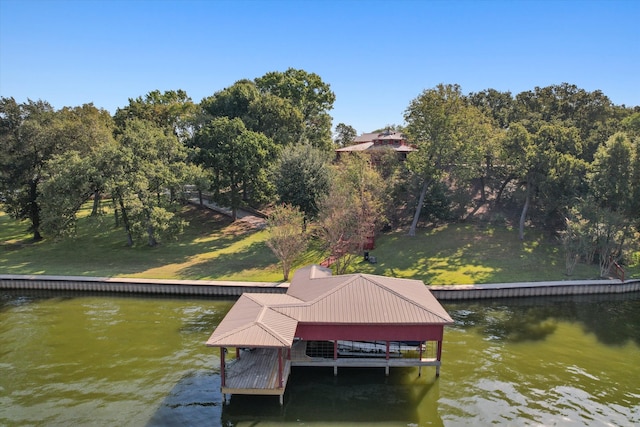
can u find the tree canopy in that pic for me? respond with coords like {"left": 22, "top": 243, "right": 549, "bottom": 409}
{"left": 1, "top": 75, "right": 638, "bottom": 277}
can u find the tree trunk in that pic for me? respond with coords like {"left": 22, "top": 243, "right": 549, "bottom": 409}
{"left": 408, "top": 179, "right": 431, "bottom": 237}
{"left": 28, "top": 179, "right": 43, "bottom": 241}
{"left": 117, "top": 194, "right": 134, "bottom": 247}
{"left": 91, "top": 190, "right": 101, "bottom": 216}
{"left": 519, "top": 180, "right": 531, "bottom": 241}
{"left": 147, "top": 224, "right": 157, "bottom": 246}
{"left": 494, "top": 173, "right": 514, "bottom": 207}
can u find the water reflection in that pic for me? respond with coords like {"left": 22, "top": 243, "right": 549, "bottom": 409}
{"left": 447, "top": 293, "right": 640, "bottom": 346}
{"left": 215, "top": 367, "right": 442, "bottom": 427}
{"left": 1, "top": 290, "right": 639, "bottom": 426}
{"left": 147, "top": 371, "right": 223, "bottom": 427}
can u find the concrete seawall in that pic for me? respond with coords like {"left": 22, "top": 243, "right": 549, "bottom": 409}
{"left": 428, "top": 279, "right": 640, "bottom": 300}
{"left": 0, "top": 274, "right": 286, "bottom": 296}
{"left": 1, "top": 274, "right": 638, "bottom": 300}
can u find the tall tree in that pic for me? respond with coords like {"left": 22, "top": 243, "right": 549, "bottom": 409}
{"left": 504, "top": 122, "right": 586, "bottom": 240}
{"left": 334, "top": 123, "right": 357, "bottom": 147}
{"left": 271, "top": 143, "right": 331, "bottom": 224}
{"left": 255, "top": 68, "right": 336, "bottom": 150}
{"left": 200, "top": 79, "right": 259, "bottom": 120}
{"left": 588, "top": 132, "right": 634, "bottom": 214}
{"left": 317, "top": 154, "right": 386, "bottom": 274}
{"left": 201, "top": 80, "right": 304, "bottom": 146}
{"left": 193, "top": 117, "right": 278, "bottom": 220}
{"left": 404, "top": 84, "right": 494, "bottom": 235}
{"left": 108, "top": 119, "right": 191, "bottom": 246}
{"left": 114, "top": 89, "right": 197, "bottom": 142}
{"left": 0, "top": 97, "right": 58, "bottom": 241}
{"left": 469, "top": 88, "right": 515, "bottom": 129}
{"left": 513, "top": 83, "right": 616, "bottom": 162}
{"left": 265, "top": 204, "right": 308, "bottom": 281}
{"left": 44, "top": 104, "right": 116, "bottom": 217}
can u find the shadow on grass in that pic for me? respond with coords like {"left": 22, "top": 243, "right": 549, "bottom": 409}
{"left": 0, "top": 205, "right": 275, "bottom": 278}
{"left": 355, "top": 223, "right": 599, "bottom": 284}
{"left": 0, "top": 208, "right": 615, "bottom": 283}
{"left": 178, "top": 240, "right": 280, "bottom": 280}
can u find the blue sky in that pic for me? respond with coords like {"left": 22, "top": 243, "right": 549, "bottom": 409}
{"left": 1, "top": 0, "right": 638, "bottom": 134}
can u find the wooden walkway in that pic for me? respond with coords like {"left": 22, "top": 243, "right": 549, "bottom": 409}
{"left": 222, "top": 348, "right": 290, "bottom": 397}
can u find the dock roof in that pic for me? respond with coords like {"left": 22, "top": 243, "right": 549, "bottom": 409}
{"left": 206, "top": 265, "right": 453, "bottom": 348}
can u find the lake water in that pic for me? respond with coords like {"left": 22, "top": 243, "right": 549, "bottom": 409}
{"left": 1, "top": 290, "right": 638, "bottom": 426}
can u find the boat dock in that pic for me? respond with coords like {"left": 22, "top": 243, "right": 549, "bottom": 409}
{"left": 222, "top": 340, "right": 440, "bottom": 404}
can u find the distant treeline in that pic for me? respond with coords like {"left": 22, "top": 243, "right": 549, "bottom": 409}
{"left": 1, "top": 71, "right": 638, "bottom": 277}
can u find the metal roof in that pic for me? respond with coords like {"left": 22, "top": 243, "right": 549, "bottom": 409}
{"left": 206, "top": 265, "right": 453, "bottom": 348}
{"left": 205, "top": 294, "right": 301, "bottom": 348}
{"left": 275, "top": 274, "right": 453, "bottom": 324}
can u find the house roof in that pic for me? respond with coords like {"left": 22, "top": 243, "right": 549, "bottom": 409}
{"left": 336, "top": 130, "right": 416, "bottom": 153}
{"left": 335, "top": 142, "right": 374, "bottom": 152}
{"left": 206, "top": 265, "right": 453, "bottom": 348}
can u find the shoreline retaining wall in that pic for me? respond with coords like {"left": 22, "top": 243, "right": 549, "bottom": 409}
{"left": 1, "top": 274, "right": 638, "bottom": 300}
{"left": 429, "top": 279, "right": 640, "bottom": 300}
{"left": 0, "top": 275, "right": 286, "bottom": 296}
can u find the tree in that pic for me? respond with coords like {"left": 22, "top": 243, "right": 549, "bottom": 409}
{"left": 114, "top": 89, "right": 198, "bottom": 142}
{"left": 255, "top": 68, "right": 336, "bottom": 150}
{"left": 192, "top": 117, "right": 278, "bottom": 220}
{"left": 40, "top": 151, "right": 100, "bottom": 237}
{"left": 108, "top": 119, "right": 191, "bottom": 246}
{"left": 404, "top": 84, "right": 495, "bottom": 235}
{"left": 265, "top": 204, "right": 308, "bottom": 281}
{"left": 40, "top": 104, "right": 116, "bottom": 223}
{"left": 505, "top": 122, "right": 586, "bottom": 240}
{"left": 271, "top": 143, "right": 331, "bottom": 224}
{"left": 469, "top": 88, "right": 515, "bottom": 129}
{"left": 201, "top": 80, "right": 304, "bottom": 147}
{"left": 512, "top": 83, "right": 616, "bottom": 162}
{"left": 588, "top": 132, "right": 635, "bottom": 215}
{"left": 0, "top": 97, "right": 59, "bottom": 241}
{"left": 334, "top": 123, "right": 357, "bottom": 147}
{"left": 200, "top": 79, "right": 259, "bottom": 120}
{"left": 317, "top": 154, "right": 386, "bottom": 274}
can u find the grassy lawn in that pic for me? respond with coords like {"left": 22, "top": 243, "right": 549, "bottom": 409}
{"left": 1, "top": 205, "right": 638, "bottom": 284}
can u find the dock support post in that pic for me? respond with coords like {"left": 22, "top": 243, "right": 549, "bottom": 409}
{"left": 278, "top": 348, "right": 283, "bottom": 388}
{"left": 418, "top": 341, "right": 424, "bottom": 377}
{"left": 279, "top": 394, "right": 283, "bottom": 406}
{"left": 220, "top": 347, "right": 226, "bottom": 387}
{"left": 385, "top": 341, "right": 390, "bottom": 376}
{"left": 436, "top": 340, "right": 443, "bottom": 377}
{"left": 333, "top": 340, "right": 338, "bottom": 376}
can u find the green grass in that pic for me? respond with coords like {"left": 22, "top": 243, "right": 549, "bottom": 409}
{"left": 354, "top": 224, "right": 605, "bottom": 284}
{"left": 1, "top": 206, "right": 638, "bottom": 284}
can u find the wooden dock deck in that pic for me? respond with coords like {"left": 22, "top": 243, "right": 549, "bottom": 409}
{"left": 222, "top": 348, "right": 291, "bottom": 397}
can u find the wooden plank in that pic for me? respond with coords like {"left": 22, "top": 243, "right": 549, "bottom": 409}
{"left": 222, "top": 348, "right": 289, "bottom": 396}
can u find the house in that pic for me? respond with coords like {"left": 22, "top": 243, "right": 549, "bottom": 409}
{"left": 335, "top": 129, "right": 417, "bottom": 161}
{"left": 206, "top": 264, "right": 454, "bottom": 405}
